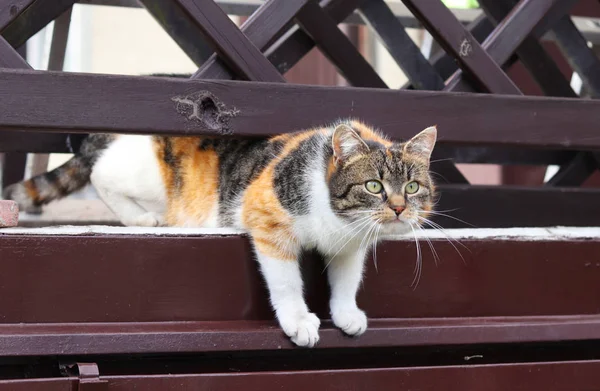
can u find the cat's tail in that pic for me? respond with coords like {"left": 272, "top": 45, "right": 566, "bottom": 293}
{"left": 2, "top": 134, "right": 114, "bottom": 213}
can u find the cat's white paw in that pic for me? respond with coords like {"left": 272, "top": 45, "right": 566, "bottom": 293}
{"left": 278, "top": 311, "right": 321, "bottom": 347}
{"left": 332, "top": 307, "right": 368, "bottom": 336}
{"left": 125, "top": 212, "right": 164, "bottom": 227}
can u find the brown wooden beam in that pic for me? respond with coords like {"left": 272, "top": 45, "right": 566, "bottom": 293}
{"left": 402, "top": 0, "right": 519, "bottom": 94}
{"left": 445, "top": 0, "right": 562, "bottom": 93}
{"left": 0, "top": 0, "right": 35, "bottom": 30}
{"left": 0, "top": 0, "right": 75, "bottom": 48}
{"left": 435, "top": 185, "right": 600, "bottom": 227}
{"left": 2, "top": 69, "right": 600, "bottom": 149}
{"left": 1, "top": 229, "right": 600, "bottom": 352}
{"left": 479, "top": 0, "right": 577, "bottom": 98}
{"left": 193, "top": 0, "right": 310, "bottom": 80}
{"left": 359, "top": 0, "right": 445, "bottom": 91}
{"left": 94, "top": 363, "right": 600, "bottom": 390}
{"left": 267, "top": 0, "right": 366, "bottom": 75}
{"left": 296, "top": 1, "right": 386, "bottom": 88}
{"left": 176, "top": 0, "right": 284, "bottom": 81}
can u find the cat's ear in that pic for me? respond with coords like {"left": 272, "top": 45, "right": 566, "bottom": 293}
{"left": 404, "top": 125, "right": 437, "bottom": 161}
{"left": 332, "top": 124, "right": 369, "bottom": 166}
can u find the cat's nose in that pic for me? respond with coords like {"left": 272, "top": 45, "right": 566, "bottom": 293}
{"left": 390, "top": 205, "right": 404, "bottom": 216}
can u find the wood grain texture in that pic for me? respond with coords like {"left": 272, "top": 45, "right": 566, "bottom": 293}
{"left": 0, "top": 0, "right": 34, "bottom": 30}
{"left": 0, "top": 0, "right": 75, "bottom": 48}
{"left": 1, "top": 229, "right": 600, "bottom": 325}
{"left": 1, "top": 69, "right": 599, "bottom": 149}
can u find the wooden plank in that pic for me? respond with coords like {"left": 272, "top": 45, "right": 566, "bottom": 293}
{"left": 0, "top": 36, "right": 30, "bottom": 68}
{"left": 0, "top": 35, "right": 68, "bottom": 155}
{"left": 0, "top": 0, "right": 35, "bottom": 30}
{"left": 435, "top": 185, "right": 600, "bottom": 228}
{"left": 193, "top": 0, "right": 310, "bottom": 80}
{"left": 99, "top": 363, "right": 600, "bottom": 390}
{"left": 3, "top": 69, "right": 600, "bottom": 149}
{"left": 359, "top": 0, "right": 445, "bottom": 90}
{"left": 403, "top": 14, "right": 495, "bottom": 90}
{"left": 4, "top": 362, "right": 600, "bottom": 390}
{"left": 2, "top": 317, "right": 600, "bottom": 355}
{"left": 0, "top": 0, "right": 75, "bottom": 49}
{"left": 175, "top": 0, "right": 285, "bottom": 82}
{"left": 447, "top": 0, "right": 572, "bottom": 92}
{"left": 402, "top": 0, "right": 520, "bottom": 94}
{"left": 266, "top": 0, "right": 365, "bottom": 75}
{"left": 551, "top": 17, "right": 600, "bottom": 98}
{"left": 139, "top": 0, "right": 216, "bottom": 66}
{"left": 1, "top": 228, "right": 600, "bottom": 353}
{"left": 295, "top": 1, "right": 386, "bottom": 88}
{"left": 478, "top": 0, "right": 577, "bottom": 98}
{"left": 545, "top": 152, "right": 598, "bottom": 187}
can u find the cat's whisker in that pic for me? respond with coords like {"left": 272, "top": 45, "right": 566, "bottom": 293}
{"left": 304, "top": 213, "right": 374, "bottom": 247}
{"left": 425, "top": 210, "right": 476, "bottom": 228}
{"left": 429, "top": 157, "right": 455, "bottom": 164}
{"left": 409, "top": 223, "right": 422, "bottom": 289}
{"left": 323, "top": 218, "right": 377, "bottom": 271}
{"left": 322, "top": 214, "right": 375, "bottom": 250}
{"left": 371, "top": 221, "right": 383, "bottom": 273}
{"left": 417, "top": 217, "right": 469, "bottom": 265}
{"left": 417, "top": 224, "right": 440, "bottom": 267}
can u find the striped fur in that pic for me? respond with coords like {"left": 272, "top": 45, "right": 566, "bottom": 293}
{"left": 3, "top": 119, "right": 437, "bottom": 348}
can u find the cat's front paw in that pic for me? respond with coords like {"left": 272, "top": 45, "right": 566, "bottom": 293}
{"left": 332, "top": 307, "right": 368, "bottom": 336}
{"left": 278, "top": 311, "right": 321, "bottom": 348}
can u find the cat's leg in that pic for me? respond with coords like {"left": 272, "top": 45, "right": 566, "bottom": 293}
{"left": 327, "top": 246, "right": 368, "bottom": 336}
{"left": 253, "top": 246, "right": 320, "bottom": 347}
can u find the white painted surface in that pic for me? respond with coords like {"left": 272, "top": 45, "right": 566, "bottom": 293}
{"left": 2, "top": 226, "right": 600, "bottom": 241}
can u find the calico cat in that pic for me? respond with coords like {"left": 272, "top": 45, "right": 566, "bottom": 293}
{"left": 3, "top": 120, "right": 437, "bottom": 347}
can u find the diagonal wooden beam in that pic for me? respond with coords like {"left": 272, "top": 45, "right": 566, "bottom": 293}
{"left": 0, "top": 0, "right": 35, "bottom": 30}
{"left": 478, "top": 0, "right": 577, "bottom": 97}
{"left": 403, "top": 14, "right": 495, "bottom": 91}
{"left": 1, "top": 0, "right": 75, "bottom": 48}
{"left": 266, "top": 0, "right": 367, "bottom": 75}
{"left": 359, "top": 0, "right": 444, "bottom": 91}
{"left": 176, "top": 0, "right": 284, "bottom": 82}
{"left": 295, "top": 0, "right": 386, "bottom": 88}
{"left": 446, "top": 0, "right": 568, "bottom": 92}
{"left": 550, "top": 17, "right": 600, "bottom": 98}
{"left": 193, "top": 0, "right": 310, "bottom": 80}
{"left": 139, "top": 0, "right": 215, "bottom": 66}
{"left": 402, "top": 0, "right": 520, "bottom": 94}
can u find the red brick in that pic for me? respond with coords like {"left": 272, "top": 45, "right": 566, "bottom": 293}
{"left": 0, "top": 200, "right": 18, "bottom": 228}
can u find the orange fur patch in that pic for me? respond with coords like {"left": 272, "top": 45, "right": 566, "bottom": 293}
{"left": 154, "top": 137, "right": 219, "bottom": 226}
{"left": 350, "top": 120, "right": 392, "bottom": 147}
{"left": 23, "top": 181, "right": 40, "bottom": 203}
{"left": 242, "top": 131, "right": 320, "bottom": 260}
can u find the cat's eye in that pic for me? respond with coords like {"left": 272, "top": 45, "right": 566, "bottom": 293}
{"left": 405, "top": 181, "right": 420, "bottom": 194}
{"left": 365, "top": 180, "right": 383, "bottom": 194}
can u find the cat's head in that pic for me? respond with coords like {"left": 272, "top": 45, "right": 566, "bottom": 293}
{"left": 327, "top": 121, "right": 437, "bottom": 234}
